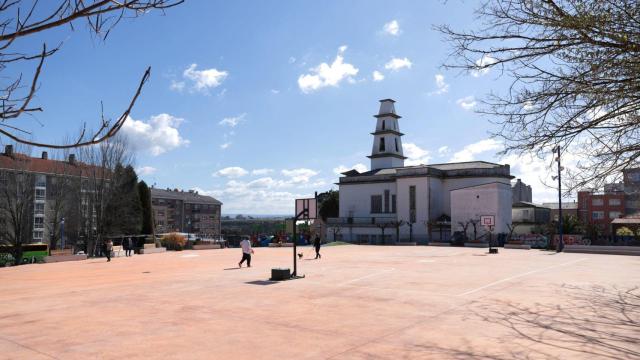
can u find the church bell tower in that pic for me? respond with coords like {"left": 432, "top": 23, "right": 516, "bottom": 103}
{"left": 368, "top": 99, "right": 406, "bottom": 170}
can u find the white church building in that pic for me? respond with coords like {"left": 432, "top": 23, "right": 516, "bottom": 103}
{"left": 326, "top": 99, "right": 513, "bottom": 244}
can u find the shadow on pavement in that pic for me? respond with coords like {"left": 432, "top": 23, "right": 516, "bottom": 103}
{"left": 411, "top": 284, "right": 640, "bottom": 359}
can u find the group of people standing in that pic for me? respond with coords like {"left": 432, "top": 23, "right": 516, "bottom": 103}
{"left": 102, "top": 237, "right": 135, "bottom": 262}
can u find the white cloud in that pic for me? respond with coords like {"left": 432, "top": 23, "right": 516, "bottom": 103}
{"left": 270, "top": 89, "right": 280, "bottom": 94}
{"left": 428, "top": 74, "right": 449, "bottom": 95}
{"left": 384, "top": 57, "right": 412, "bottom": 71}
{"left": 220, "top": 142, "right": 231, "bottom": 150}
{"left": 471, "top": 55, "right": 497, "bottom": 77}
{"left": 136, "top": 166, "right": 157, "bottom": 176}
{"left": 198, "top": 185, "right": 311, "bottom": 215}
{"left": 383, "top": 20, "right": 401, "bottom": 36}
{"left": 403, "top": 143, "right": 431, "bottom": 166}
{"left": 281, "top": 168, "right": 319, "bottom": 184}
{"left": 333, "top": 163, "right": 368, "bottom": 175}
{"left": 181, "top": 63, "right": 228, "bottom": 93}
{"left": 219, "top": 113, "right": 246, "bottom": 127}
{"left": 121, "top": 113, "right": 190, "bottom": 156}
{"left": 252, "top": 168, "right": 274, "bottom": 176}
{"left": 214, "top": 167, "right": 248, "bottom": 178}
{"left": 372, "top": 70, "right": 385, "bottom": 82}
{"left": 456, "top": 96, "right": 477, "bottom": 110}
{"left": 169, "top": 80, "right": 185, "bottom": 92}
{"left": 298, "top": 46, "right": 359, "bottom": 93}
{"left": 437, "top": 146, "right": 450, "bottom": 156}
{"left": 288, "top": 57, "right": 296, "bottom": 64}
{"left": 450, "top": 139, "right": 502, "bottom": 162}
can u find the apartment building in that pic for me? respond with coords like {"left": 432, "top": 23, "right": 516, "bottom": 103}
{"left": 0, "top": 145, "right": 99, "bottom": 245}
{"left": 150, "top": 188, "right": 222, "bottom": 239}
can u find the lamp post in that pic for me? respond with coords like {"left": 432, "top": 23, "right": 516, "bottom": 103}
{"left": 187, "top": 217, "right": 191, "bottom": 243}
{"left": 553, "top": 145, "right": 564, "bottom": 252}
{"left": 60, "top": 217, "right": 65, "bottom": 251}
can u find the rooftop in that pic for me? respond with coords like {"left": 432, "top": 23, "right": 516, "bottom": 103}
{"left": 339, "top": 161, "right": 513, "bottom": 184}
{"left": 151, "top": 187, "right": 222, "bottom": 205}
{"left": 0, "top": 151, "right": 105, "bottom": 178}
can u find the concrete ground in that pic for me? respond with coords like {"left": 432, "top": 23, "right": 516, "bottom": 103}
{"left": 1, "top": 245, "right": 639, "bottom": 360}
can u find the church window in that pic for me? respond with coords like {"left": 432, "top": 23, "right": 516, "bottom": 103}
{"left": 409, "top": 186, "right": 416, "bottom": 223}
{"left": 382, "top": 120, "right": 385, "bottom": 130}
{"left": 392, "top": 195, "right": 397, "bottom": 213}
{"left": 384, "top": 190, "right": 390, "bottom": 213}
{"left": 371, "top": 195, "right": 382, "bottom": 213}
{"left": 379, "top": 138, "right": 385, "bottom": 152}
{"left": 395, "top": 138, "right": 399, "bottom": 152}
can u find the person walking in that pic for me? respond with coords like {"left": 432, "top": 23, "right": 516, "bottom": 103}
{"left": 313, "top": 234, "right": 322, "bottom": 259}
{"left": 238, "top": 238, "right": 254, "bottom": 268}
{"left": 124, "top": 237, "right": 133, "bottom": 257}
{"left": 104, "top": 239, "right": 113, "bottom": 262}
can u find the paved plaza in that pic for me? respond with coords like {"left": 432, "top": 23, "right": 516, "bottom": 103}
{"left": 1, "top": 245, "right": 639, "bottom": 359}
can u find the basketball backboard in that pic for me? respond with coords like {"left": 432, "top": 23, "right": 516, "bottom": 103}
{"left": 295, "top": 198, "right": 317, "bottom": 220}
{"left": 480, "top": 215, "right": 495, "bottom": 227}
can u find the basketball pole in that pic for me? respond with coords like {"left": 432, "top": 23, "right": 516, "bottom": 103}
{"left": 292, "top": 208, "right": 307, "bottom": 278}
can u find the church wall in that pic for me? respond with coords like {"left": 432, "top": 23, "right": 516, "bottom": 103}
{"left": 338, "top": 182, "right": 397, "bottom": 218}
{"left": 442, "top": 177, "right": 512, "bottom": 217}
{"left": 450, "top": 183, "right": 512, "bottom": 236}
{"left": 396, "top": 177, "right": 429, "bottom": 237}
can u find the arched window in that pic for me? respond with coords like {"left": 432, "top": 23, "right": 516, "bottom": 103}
{"left": 382, "top": 120, "right": 386, "bottom": 130}
{"left": 379, "top": 138, "right": 386, "bottom": 152}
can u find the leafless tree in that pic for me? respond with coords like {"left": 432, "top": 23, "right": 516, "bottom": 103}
{"left": 438, "top": 0, "right": 640, "bottom": 192}
{"left": 0, "top": 0, "right": 183, "bottom": 149}
{"left": 78, "top": 135, "right": 132, "bottom": 255}
{"left": 44, "top": 149, "right": 75, "bottom": 251}
{"left": 0, "top": 144, "right": 34, "bottom": 262}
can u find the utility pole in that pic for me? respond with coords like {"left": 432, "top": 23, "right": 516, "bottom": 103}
{"left": 555, "top": 145, "right": 564, "bottom": 252}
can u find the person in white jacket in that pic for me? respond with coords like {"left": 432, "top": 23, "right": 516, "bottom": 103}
{"left": 238, "top": 239, "right": 254, "bottom": 268}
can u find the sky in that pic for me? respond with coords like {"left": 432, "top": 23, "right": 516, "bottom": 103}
{"left": 2, "top": 1, "right": 572, "bottom": 214}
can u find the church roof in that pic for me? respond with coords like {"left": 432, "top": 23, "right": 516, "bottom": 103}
{"left": 338, "top": 161, "right": 513, "bottom": 184}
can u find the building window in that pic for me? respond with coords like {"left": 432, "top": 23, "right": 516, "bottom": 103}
{"left": 608, "top": 198, "right": 621, "bottom": 206}
{"left": 409, "top": 186, "right": 416, "bottom": 223}
{"left": 35, "top": 174, "right": 46, "bottom": 187}
{"left": 391, "top": 195, "right": 397, "bottom": 213}
{"left": 592, "top": 198, "right": 604, "bottom": 206}
{"left": 33, "top": 231, "right": 44, "bottom": 240}
{"left": 384, "top": 190, "right": 390, "bottom": 213}
{"left": 592, "top": 211, "right": 605, "bottom": 220}
{"left": 379, "top": 138, "right": 385, "bottom": 152}
{"left": 371, "top": 195, "right": 382, "bottom": 213}
{"left": 35, "top": 203, "right": 45, "bottom": 214}
{"left": 35, "top": 188, "right": 45, "bottom": 200}
{"left": 609, "top": 211, "right": 622, "bottom": 219}
{"left": 34, "top": 217, "right": 44, "bottom": 229}
{"left": 395, "top": 138, "right": 399, "bottom": 152}
{"left": 382, "top": 120, "right": 385, "bottom": 130}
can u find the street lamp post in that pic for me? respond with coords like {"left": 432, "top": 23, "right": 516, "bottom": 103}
{"left": 554, "top": 145, "right": 564, "bottom": 252}
{"left": 60, "top": 217, "right": 65, "bottom": 251}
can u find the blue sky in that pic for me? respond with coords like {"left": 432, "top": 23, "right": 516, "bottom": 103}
{"left": 3, "top": 1, "right": 567, "bottom": 214}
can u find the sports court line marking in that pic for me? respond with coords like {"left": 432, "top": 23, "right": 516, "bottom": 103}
{"left": 338, "top": 268, "right": 395, "bottom": 286}
{"left": 456, "top": 257, "right": 589, "bottom": 296}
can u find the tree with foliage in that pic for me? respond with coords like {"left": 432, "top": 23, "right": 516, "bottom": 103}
{"left": 0, "top": 0, "right": 183, "bottom": 148}
{"left": 439, "top": 0, "right": 640, "bottom": 191}
{"left": 138, "top": 181, "right": 154, "bottom": 235}
{"left": 318, "top": 190, "right": 339, "bottom": 221}
{"left": 103, "top": 164, "right": 142, "bottom": 235}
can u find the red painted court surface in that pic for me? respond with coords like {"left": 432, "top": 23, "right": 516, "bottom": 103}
{"left": 1, "top": 245, "right": 639, "bottom": 359}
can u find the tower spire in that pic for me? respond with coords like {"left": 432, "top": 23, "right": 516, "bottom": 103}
{"left": 368, "top": 99, "right": 406, "bottom": 170}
